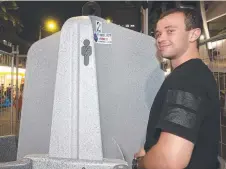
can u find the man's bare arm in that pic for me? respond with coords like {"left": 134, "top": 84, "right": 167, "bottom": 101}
{"left": 138, "top": 131, "right": 194, "bottom": 169}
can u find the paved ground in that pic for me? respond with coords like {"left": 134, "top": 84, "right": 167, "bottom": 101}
{"left": 0, "top": 107, "right": 20, "bottom": 136}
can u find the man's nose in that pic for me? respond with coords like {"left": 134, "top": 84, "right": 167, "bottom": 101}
{"left": 157, "top": 32, "right": 167, "bottom": 44}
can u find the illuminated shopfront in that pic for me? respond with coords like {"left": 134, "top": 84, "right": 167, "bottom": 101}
{"left": 0, "top": 66, "right": 25, "bottom": 87}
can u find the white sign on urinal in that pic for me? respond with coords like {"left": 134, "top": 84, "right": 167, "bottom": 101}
{"left": 96, "top": 33, "right": 112, "bottom": 44}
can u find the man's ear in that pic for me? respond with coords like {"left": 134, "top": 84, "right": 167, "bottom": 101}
{"left": 189, "top": 28, "right": 201, "bottom": 43}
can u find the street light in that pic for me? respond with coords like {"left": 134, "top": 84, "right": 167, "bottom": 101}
{"left": 106, "top": 19, "right": 111, "bottom": 23}
{"left": 39, "top": 19, "right": 59, "bottom": 40}
{"left": 105, "top": 17, "right": 113, "bottom": 23}
{"left": 45, "top": 19, "right": 58, "bottom": 32}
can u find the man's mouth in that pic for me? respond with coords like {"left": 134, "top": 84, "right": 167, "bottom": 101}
{"left": 159, "top": 45, "right": 171, "bottom": 51}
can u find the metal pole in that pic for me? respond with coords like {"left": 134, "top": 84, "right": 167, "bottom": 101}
{"left": 39, "top": 26, "right": 42, "bottom": 40}
{"left": 10, "top": 46, "right": 14, "bottom": 134}
{"left": 15, "top": 45, "right": 19, "bottom": 121}
{"left": 144, "top": 8, "right": 148, "bottom": 35}
{"left": 141, "top": 6, "right": 148, "bottom": 35}
{"left": 200, "top": 1, "right": 211, "bottom": 49}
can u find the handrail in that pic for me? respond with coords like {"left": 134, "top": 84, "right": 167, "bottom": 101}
{"left": 0, "top": 50, "right": 12, "bottom": 55}
{"left": 199, "top": 32, "right": 226, "bottom": 46}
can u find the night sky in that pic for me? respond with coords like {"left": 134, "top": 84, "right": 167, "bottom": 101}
{"left": 12, "top": 1, "right": 200, "bottom": 43}
{"left": 16, "top": 1, "right": 120, "bottom": 42}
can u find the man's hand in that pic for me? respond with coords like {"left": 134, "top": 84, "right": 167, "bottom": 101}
{"left": 134, "top": 147, "right": 146, "bottom": 158}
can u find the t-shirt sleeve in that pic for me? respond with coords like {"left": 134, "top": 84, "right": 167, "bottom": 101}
{"left": 155, "top": 85, "right": 207, "bottom": 144}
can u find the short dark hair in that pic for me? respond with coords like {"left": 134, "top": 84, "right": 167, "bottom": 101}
{"left": 159, "top": 8, "right": 203, "bottom": 31}
{"left": 158, "top": 8, "right": 203, "bottom": 48}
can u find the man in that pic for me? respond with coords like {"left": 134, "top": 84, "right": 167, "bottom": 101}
{"left": 133, "top": 8, "right": 220, "bottom": 169}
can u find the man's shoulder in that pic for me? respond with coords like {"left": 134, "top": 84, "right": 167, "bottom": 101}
{"left": 171, "top": 59, "right": 214, "bottom": 82}
{"left": 193, "top": 60, "right": 218, "bottom": 92}
{"left": 166, "top": 59, "right": 217, "bottom": 96}
{"left": 194, "top": 59, "right": 214, "bottom": 78}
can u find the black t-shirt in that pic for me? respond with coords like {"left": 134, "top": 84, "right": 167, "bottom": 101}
{"left": 144, "top": 58, "right": 220, "bottom": 169}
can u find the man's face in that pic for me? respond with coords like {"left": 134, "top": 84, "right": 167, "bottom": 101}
{"left": 155, "top": 12, "right": 190, "bottom": 60}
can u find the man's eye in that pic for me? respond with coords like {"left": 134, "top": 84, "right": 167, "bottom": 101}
{"left": 155, "top": 33, "right": 161, "bottom": 39}
{"left": 167, "top": 30, "right": 175, "bottom": 34}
